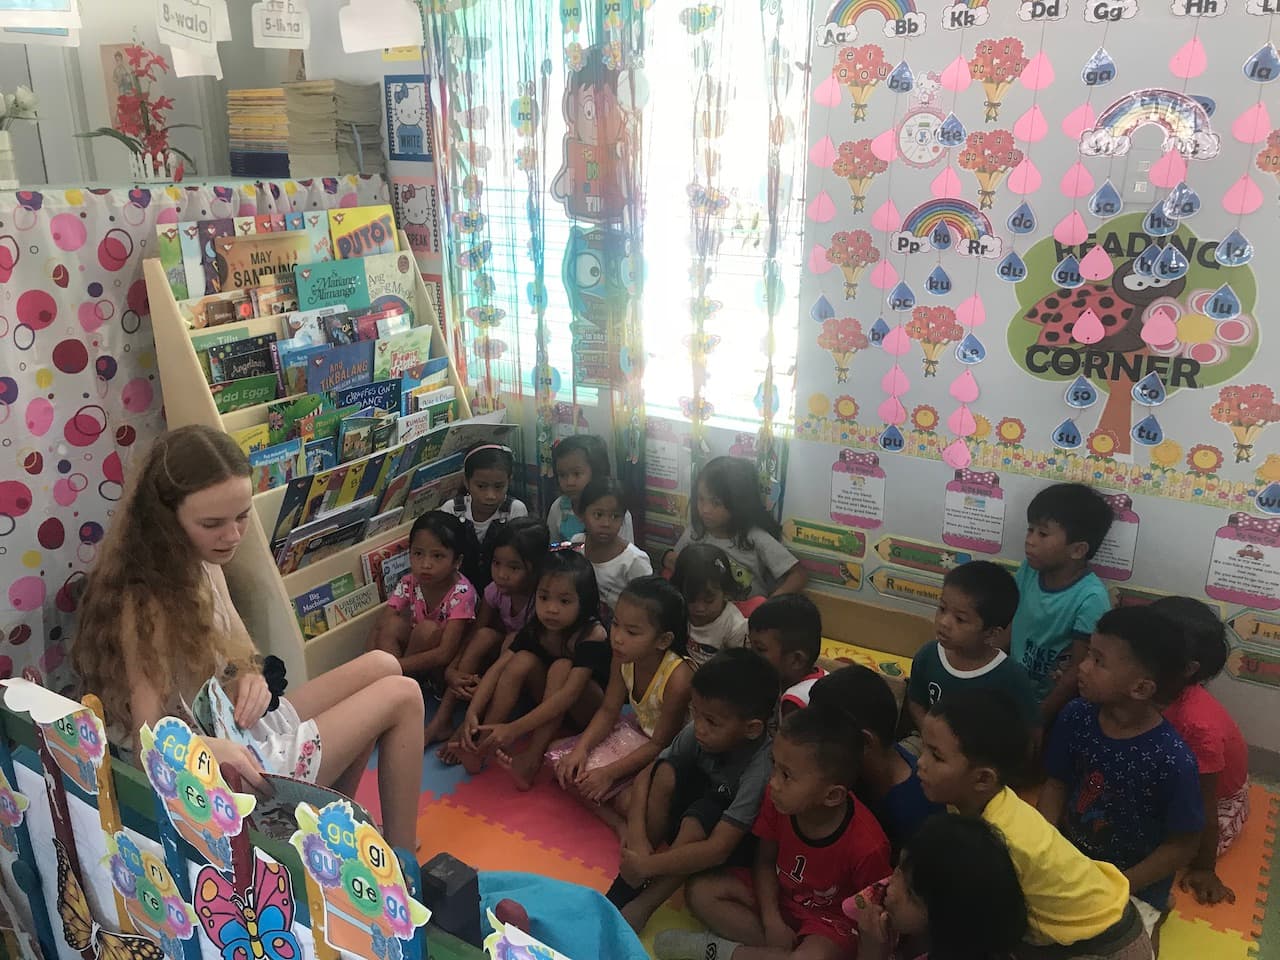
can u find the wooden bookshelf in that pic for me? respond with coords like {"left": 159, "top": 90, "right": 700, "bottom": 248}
{"left": 147, "top": 231, "right": 472, "bottom": 681}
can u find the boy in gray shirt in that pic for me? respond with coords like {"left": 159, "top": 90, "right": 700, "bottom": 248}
{"left": 607, "top": 649, "right": 779, "bottom": 933}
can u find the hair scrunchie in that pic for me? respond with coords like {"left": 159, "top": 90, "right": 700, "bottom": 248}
{"left": 262, "top": 656, "right": 288, "bottom": 713}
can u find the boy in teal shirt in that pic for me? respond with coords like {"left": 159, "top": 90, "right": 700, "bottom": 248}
{"left": 1012, "top": 482, "right": 1113, "bottom": 724}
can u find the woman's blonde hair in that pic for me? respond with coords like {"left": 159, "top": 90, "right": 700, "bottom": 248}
{"left": 73, "top": 425, "right": 258, "bottom": 729}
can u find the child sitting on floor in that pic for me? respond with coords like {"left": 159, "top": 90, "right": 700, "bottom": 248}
{"left": 1152, "top": 596, "right": 1250, "bottom": 907}
{"left": 847, "top": 814, "right": 1028, "bottom": 960}
{"left": 657, "top": 705, "right": 891, "bottom": 960}
{"left": 1039, "top": 607, "right": 1203, "bottom": 937}
{"left": 672, "top": 543, "right": 750, "bottom": 668}
{"left": 919, "top": 691, "right": 1152, "bottom": 958}
{"left": 454, "top": 549, "right": 608, "bottom": 788}
{"left": 665, "top": 456, "right": 807, "bottom": 599}
{"left": 554, "top": 577, "right": 694, "bottom": 834}
{"left": 609, "top": 648, "right": 780, "bottom": 934}
{"left": 1011, "top": 482, "right": 1114, "bottom": 724}
{"left": 433, "top": 518, "right": 549, "bottom": 753}
{"left": 547, "top": 434, "right": 635, "bottom": 543}
{"left": 575, "top": 477, "right": 653, "bottom": 613}
{"left": 810, "top": 666, "right": 941, "bottom": 852}
{"left": 369, "top": 511, "right": 477, "bottom": 700}
{"left": 748, "top": 594, "right": 824, "bottom": 715}
{"left": 907, "top": 560, "right": 1039, "bottom": 734}
{"left": 440, "top": 443, "right": 529, "bottom": 591}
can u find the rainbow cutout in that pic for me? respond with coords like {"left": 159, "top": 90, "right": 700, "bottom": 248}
{"left": 901, "top": 199, "right": 994, "bottom": 241}
{"left": 965, "top": 0, "right": 990, "bottom": 7}
{"left": 1081, "top": 88, "right": 1220, "bottom": 160}
{"left": 825, "top": 0, "right": 919, "bottom": 25}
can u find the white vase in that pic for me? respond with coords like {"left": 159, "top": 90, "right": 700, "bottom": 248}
{"left": 0, "top": 131, "right": 17, "bottom": 189}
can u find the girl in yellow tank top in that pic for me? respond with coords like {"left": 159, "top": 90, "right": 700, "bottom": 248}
{"left": 551, "top": 577, "right": 694, "bottom": 834}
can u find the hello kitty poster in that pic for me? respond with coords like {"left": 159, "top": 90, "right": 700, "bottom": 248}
{"left": 384, "top": 74, "right": 433, "bottom": 161}
{"left": 392, "top": 175, "right": 441, "bottom": 268}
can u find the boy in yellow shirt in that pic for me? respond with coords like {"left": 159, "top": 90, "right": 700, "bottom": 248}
{"left": 917, "top": 690, "right": 1152, "bottom": 959}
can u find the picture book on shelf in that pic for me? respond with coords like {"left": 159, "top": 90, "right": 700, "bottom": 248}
{"left": 276, "top": 340, "right": 327, "bottom": 395}
{"left": 325, "top": 582, "right": 380, "bottom": 627}
{"left": 403, "top": 472, "right": 463, "bottom": 520}
{"left": 248, "top": 438, "right": 305, "bottom": 492}
{"left": 287, "top": 305, "right": 347, "bottom": 346}
{"left": 197, "top": 218, "right": 236, "bottom": 294}
{"left": 294, "top": 583, "right": 338, "bottom": 639}
{"left": 283, "top": 210, "right": 334, "bottom": 262}
{"left": 206, "top": 333, "right": 279, "bottom": 383}
{"left": 312, "top": 402, "right": 365, "bottom": 442}
{"left": 329, "top": 205, "right": 399, "bottom": 260}
{"left": 250, "top": 279, "right": 299, "bottom": 317}
{"left": 309, "top": 339, "right": 375, "bottom": 393}
{"left": 295, "top": 251, "right": 417, "bottom": 321}
{"left": 156, "top": 223, "right": 188, "bottom": 300}
{"left": 250, "top": 774, "right": 371, "bottom": 844}
{"left": 211, "top": 374, "right": 278, "bottom": 414}
{"left": 304, "top": 437, "right": 338, "bottom": 473}
{"left": 266, "top": 394, "right": 327, "bottom": 445}
{"left": 373, "top": 326, "right": 434, "bottom": 381}
{"left": 180, "top": 290, "right": 255, "bottom": 329}
{"left": 178, "top": 222, "right": 204, "bottom": 301}
{"left": 335, "top": 378, "right": 401, "bottom": 413}
{"left": 338, "top": 416, "right": 376, "bottom": 463}
{"left": 322, "top": 310, "right": 359, "bottom": 345}
{"left": 364, "top": 508, "right": 404, "bottom": 540}
{"left": 360, "top": 536, "right": 410, "bottom": 598}
{"left": 380, "top": 549, "right": 413, "bottom": 600}
{"left": 230, "top": 423, "right": 271, "bottom": 456}
{"left": 215, "top": 232, "right": 312, "bottom": 291}
{"left": 282, "top": 520, "right": 369, "bottom": 574}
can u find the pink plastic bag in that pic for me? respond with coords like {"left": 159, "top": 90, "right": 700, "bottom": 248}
{"left": 545, "top": 717, "right": 651, "bottom": 801}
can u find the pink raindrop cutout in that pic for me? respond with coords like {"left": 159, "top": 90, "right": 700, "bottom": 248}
{"left": 809, "top": 136, "right": 837, "bottom": 167}
{"left": 950, "top": 370, "right": 980, "bottom": 403}
{"left": 1013, "top": 105, "right": 1048, "bottom": 143}
{"left": 931, "top": 166, "right": 963, "bottom": 199}
{"left": 882, "top": 366, "right": 911, "bottom": 397}
{"left": 1062, "top": 103, "right": 1097, "bottom": 140}
{"left": 879, "top": 397, "right": 908, "bottom": 425}
{"left": 870, "top": 260, "right": 899, "bottom": 290}
{"left": 1060, "top": 162, "right": 1095, "bottom": 198}
{"left": 948, "top": 406, "right": 978, "bottom": 438}
{"left": 956, "top": 294, "right": 986, "bottom": 327}
{"left": 1148, "top": 149, "right": 1187, "bottom": 190}
{"left": 1072, "top": 309, "right": 1105, "bottom": 345}
{"left": 1054, "top": 211, "right": 1089, "bottom": 246}
{"left": 808, "top": 191, "right": 837, "bottom": 222}
{"left": 814, "top": 76, "right": 843, "bottom": 108}
{"left": 882, "top": 326, "right": 913, "bottom": 356}
{"left": 1079, "top": 246, "right": 1114, "bottom": 281}
{"left": 1232, "top": 103, "right": 1272, "bottom": 144}
{"left": 809, "top": 245, "right": 834, "bottom": 275}
{"left": 941, "top": 56, "right": 972, "bottom": 92}
{"left": 1142, "top": 306, "right": 1178, "bottom": 346}
{"left": 941, "top": 439, "right": 972, "bottom": 469}
{"left": 871, "top": 129, "right": 898, "bottom": 162}
{"left": 1169, "top": 37, "right": 1207, "bottom": 79}
{"left": 871, "top": 200, "right": 902, "bottom": 233}
{"left": 1223, "top": 175, "right": 1264, "bottom": 216}
{"left": 1020, "top": 52, "right": 1055, "bottom": 91}
{"left": 1007, "top": 159, "right": 1042, "bottom": 195}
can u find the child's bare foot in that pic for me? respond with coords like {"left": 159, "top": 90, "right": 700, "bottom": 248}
{"left": 436, "top": 740, "right": 462, "bottom": 765}
{"left": 459, "top": 745, "right": 486, "bottom": 775}
{"left": 423, "top": 715, "right": 452, "bottom": 746}
{"left": 495, "top": 748, "right": 541, "bottom": 791}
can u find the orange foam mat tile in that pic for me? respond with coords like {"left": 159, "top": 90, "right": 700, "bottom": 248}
{"left": 1170, "top": 783, "right": 1279, "bottom": 938}
{"left": 1158, "top": 915, "right": 1254, "bottom": 960}
{"left": 416, "top": 797, "right": 612, "bottom": 892}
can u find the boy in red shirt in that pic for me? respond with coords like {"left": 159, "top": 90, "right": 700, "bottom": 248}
{"left": 655, "top": 705, "right": 891, "bottom": 959}
{"left": 1153, "top": 596, "right": 1250, "bottom": 906}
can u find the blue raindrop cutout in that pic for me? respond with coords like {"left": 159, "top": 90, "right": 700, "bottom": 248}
{"left": 936, "top": 113, "right": 967, "bottom": 148}
{"left": 1205, "top": 284, "right": 1241, "bottom": 321}
{"left": 1255, "top": 481, "right": 1280, "bottom": 516}
{"left": 926, "top": 265, "right": 953, "bottom": 296}
{"left": 1216, "top": 229, "right": 1254, "bottom": 266}
{"left": 1243, "top": 43, "right": 1280, "bottom": 84}
{"left": 1133, "top": 243, "right": 1162, "bottom": 276}
{"left": 1162, "top": 182, "right": 1201, "bottom": 220}
{"left": 889, "top": 281, "right": 916, "bottom": 311}
{"left": 1052, "top": 419, "right": 1083, "bottom": 450}
{"left": 869, "top": 316, "right": 891, "bottom": 346}
{"left": 1052, "top": 255, "right": 1084, "bottom": 289}
{"left": 955, "top": 333, "right": 986, "bottom": 365}
{"left": 887, "top": 60, "right": 914, "bottom": 94}
{"left": 879, "top": 425, "right": 906, "bottom": 453}
{"left": 996, "top": 251, "right": 1027, "bottom": 283}
{"left": 1131, "top": 414, "right": 1163, "bottom": 447}
{"left": 930, "top": 221, "right": 953, "bottom": 251}
{"left": 810, "top": 294, "right": 835, "bottom": 324}
{"left": 1082, "top": 47, "right": 1116, "bottom": 86}
{"left": 1088, "top": 180, "right": 1122, "bottom": 218}
{"left": 1008, "top": 202, "right": 1037, "bottom": 235}
{"left": 1132, "top": 372, "right": 1167, "bottom": 406}
{"left": 1191, "top": 95, "right": 1216, "bottom": 117}
{"left": 1143, "top": 201, "right": 1178, "bottom": 237}
{"left": 1065, "top": 376, "right": 1098, "bottom": 409}
{"left": 1154, "top": 244, "right": 1189, "bottom": 281}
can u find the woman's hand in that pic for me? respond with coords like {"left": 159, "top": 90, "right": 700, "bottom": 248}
{"left": 232, "top": 673, "right": 271, "bottom": 729}
{"left": 208, "top": 738, "right": 273, "bottom": 798}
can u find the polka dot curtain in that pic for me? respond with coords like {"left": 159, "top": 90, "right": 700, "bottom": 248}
{"left": 0, "top": 176, "right": 389, "bottom": 696}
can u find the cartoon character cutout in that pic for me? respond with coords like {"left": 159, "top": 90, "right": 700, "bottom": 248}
{"left": 397, "top": 185, "right": 431, "bottom": 228}
{"left": 391, "top": 83, "right": 426, "bottom": 158}
{"left": 551, "top": 45, "right": 630, "bottom": 223}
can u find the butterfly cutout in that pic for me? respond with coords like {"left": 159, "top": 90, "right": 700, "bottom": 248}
{"left": 55, "top": 839, "right": 164, "bottom": 960}
{"left": 194, "top": 852, "right": 301, "bottom": 960}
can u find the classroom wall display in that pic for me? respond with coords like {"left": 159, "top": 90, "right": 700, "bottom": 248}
{"left": 384, "top": 75, "right": 434, "bottom": 162}
{"left": 790, "top": 3, "right": 1280, "bottom": 747}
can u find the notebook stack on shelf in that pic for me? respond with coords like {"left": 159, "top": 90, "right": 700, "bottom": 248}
{"left": 284, "top": 79, "right": 386, "bottom": 179}
{"left": 228, "top": 88, "right": 290, "bottom": 178}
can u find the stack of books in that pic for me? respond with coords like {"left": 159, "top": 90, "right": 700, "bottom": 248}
{"left": 284, "top": 79, "right": 385, "bottom": 178}
{"left": 227, "top": 88, "right": 290, "bottom": 178}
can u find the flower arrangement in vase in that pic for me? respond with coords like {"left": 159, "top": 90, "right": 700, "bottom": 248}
{"left": 0, "top": 86, "right": 39, "bottom": 188}
{"left": 78, "top": 43, "right": 198, "bottom": 181}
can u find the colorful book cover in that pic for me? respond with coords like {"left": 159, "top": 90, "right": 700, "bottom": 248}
{"left": 251, "top": 279, "right": 299, "bottom": 317}
{"left": 287, "top": 521, "right": 368, "bottom": 574}
{"left": 439, "top": 415, "right": 519, "bottom": 461}
{"left": 248, "top": 439, "right": 305, "bottom": 493}
{"left": 329, "top": 204, "right": 399, "bottom": 260}
{"left": 395, "top": 408, "right": 444, "bottom": 445}
{"left": 276, "top": 494, "right": 380, "bottom": 565}
{"left": 208, "top": 333, "right": 279, "bottom": 382}
{"left": 304, "top": 436, "right": 338, "bottom": 473}
{"left": 229, "top": 422, "right": 271, "bottom": 456}
{"left": 211, "top": 374, "right": 278, "bottom": 414}
{"left": 331, "top": 573, "right": 358, "bottom": 598}
{"left": 276, "top": 340, "right": 328, "bottom": 396}
{"left": 373, "top": 327, "right": 434, "bottom": 381}
{"left": 391, "top": 176, "right": 441, "bottom": 270}
{"left": 379, "top": 550, "right": 413, "bottom": 600}
{"left": 371, "top": 412, "right": 398, "bottom": 452}
{"left": 322, "top": 310, "right": 359, "bottom": 346}
{"left": 309, "top": 340, "right": 376, "bottom": 394}
{"left": 156, "top": 223, "right": 188, "bottom": 299}
{"left": 385, "top": 75, "right": 433, "bottom": 161}
{"left": 360, "top": 535, "right": 410, "bottom": 591}
{"left": 353, "top": 305, "right": 409, "bottom": 342}
{"left": 256, "top": 214, "right": 286, "bottom": 233}
{"left": 192, "top": 325, "right": 263, "bottom": 380}
{"left": 215, "top": 232, "right": 311, "bottom": 291}
{"left": 334, "top": 378, "right": 402, "bottom": 413}
{"left": 293, "top": 583, "right": 335, "bottom": 639}
{"left": 197, "top": 218, "right": 236, "bottom": 294}
{"left": 376, "top": 310, "right": 413, "bottom": 340}
{"left": 179, "top": 290, "right": 255, "bottom": 329}
{"left": 324, "top": 583, "right": 380, "bottom": 626}
{"left": 286, "top": 305, "right": 346, "bottom": 346}
{"left": 401, "top": 357, "right": 451, "bottom": 413}
{"left": 378, "top": 468, "right": 414, "bottom": 514}
{"left": 295, "top": 251, "right": 417, "bottom": 320}
{"left": 338, "top": 418, "right": 376, "bottom": 464}
{"left": 364, "top": 508, "right": 404, "bottom": 540}
{"left": 178, "top": 222, "right": 205, "bottom": 303}
{"left": 284, "top": 210, "right": 335, "bottom": 262}
{"left": 313, "top": 402, "right": 365, "bottom": 442}
{"left": 266, "top": 394, "right": 327, "bottom": 445}
{"left": 354, "top": 451, "right": 391, "bottom": 503}
{"left": 404, "top": 471, "right": 464, "bottom": 520}
{"left": 272, "top": 475, "right": 316, "bottom": 549}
